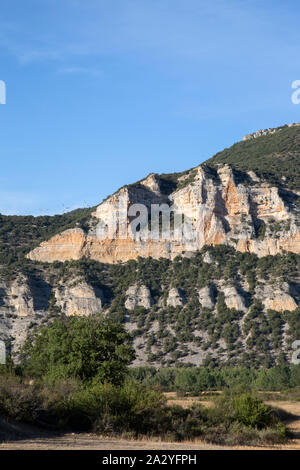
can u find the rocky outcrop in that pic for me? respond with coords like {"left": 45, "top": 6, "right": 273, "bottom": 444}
{"left": 199, "top": 285, "right": 216, "bottom": 309}
{"left": 255, "top": 283, "right": 297, "bottom": 312}
{"left": 125, "top": 284, "right": 152, "bottom": 310}
{"left": 1, "top": 276, "right": 34, "bottom": 317}
{"left": 166, "top": 288, "right": 185, "bottom": 307}
{"left": 141, "top": 173, "right": 162, "bottom": 194}
{"left": 27, "top": 163, "right": 300, "bottom": 264}
{"left": 0, "top": 276, "right": 105, "bottom": 355}
{"left": 203, "top": 252, "right": 213, "bottom": 264}
{"left": 55, "top": 280, "right": 103, "bottom": 316}
{"left": 0, "top": 276, "right": 45, "bottom": 355}
{"left": 243, "top": 123, "right": 300, "bottom": 141}
{"left": 223, "top": 286, "right": 247, "bottom": 312}
{"left": 27, "top": 228, "right": 87, "bottom": 263}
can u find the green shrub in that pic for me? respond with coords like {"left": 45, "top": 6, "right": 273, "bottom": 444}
{"left": 215, "top": 391, "right": 274, "bottom": 429}
{"left": 20, "top": 316, "right": 135, "bottom": 385}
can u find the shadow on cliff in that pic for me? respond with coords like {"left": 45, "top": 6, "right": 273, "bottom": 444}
{"left": 0, "top": 287, "right": 5, "bottom": 307}
{"left": 28, "top": 277, "right": 53, "bottom": 311}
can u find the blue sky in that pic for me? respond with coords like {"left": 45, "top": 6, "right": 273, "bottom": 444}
{"left": 1, "top": 0, "right": 300, "bottom": 215}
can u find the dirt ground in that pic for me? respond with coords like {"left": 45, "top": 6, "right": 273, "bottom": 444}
{"left": 265, "top": 400, "right": 300, "bottom": 449}
{"left": 0, "top": 433, "right": 225, "bottom": 450}
{"left": 0, "top": 397, "right": 299, "bottom": 450}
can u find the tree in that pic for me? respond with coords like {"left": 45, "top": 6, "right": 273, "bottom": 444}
{"left": 20, "top": 316, "right": 135, "bottom": 384}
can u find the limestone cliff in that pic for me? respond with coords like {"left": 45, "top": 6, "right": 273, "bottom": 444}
{"left": 54, "top": 279, "right": 103, "bottom": 316}
{"left": 255, "top": 283, "right": 298, "bottom": 312}
{"left": 166, "top": 288, "right": 185, "bottom": 307}
{"left": 125, "top": 284, "right": 153, "bottom": 310}
{"left": 27, "top": 164, "right": 300, "bottom": 264}
{"left": 1, "top": 123, "right": 300, "bottom": 367}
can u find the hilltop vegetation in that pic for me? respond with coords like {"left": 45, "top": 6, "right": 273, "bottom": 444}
{"left": 207, "top": 124, "right": 300, "bottom": 191}
{"left": 0, "top": 207, "right": 93, "bottom": 267}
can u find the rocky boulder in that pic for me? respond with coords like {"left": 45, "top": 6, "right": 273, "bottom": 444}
{"left": 255, "top": 282, "right": 297, "bottom": 312}
{"left": 199, "top": 285, "right": 216, "bottom": 309}
{"left": 223, "top": 286, "right": 247, "bottom": 312}
{"left": 125, "top": 284, "right": 153, "bottom": 310}
{"left": 55, "top": 280, "right": 103, "bottom": 316}
{"left": 166, "top": 288, "right": 185, "bottom": 307}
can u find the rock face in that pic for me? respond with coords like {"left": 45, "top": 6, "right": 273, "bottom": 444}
{"left": 0, "top": 276, "right": 45, "bottom": 354}
{"left": 55, "top": 280, "right": 103, "bottom": 316}
{"left": 166, "top": 288, "right": 185, "bottom": 307}
{"left": 255, "top": 283, "right": 298, "bottom": 312}
{"left": 203, "top": 252, "right": 213, "bottom": 264}
{"left": 198, "top": 285, "right": 216, "bottom": 309}
{"left": 125, "top": 284, "right": 152, "bottom": 310}
{"left": 3, "top": 276, "right": 34, "bottom": 317}
{"left": 27, "top": 164, "right": 300, "bottom": 264}
{"left": 0, "top": 276, "right": 104, "bottom": 354}
{"left": 4, "top": 126, "right": 299, "bottom": 366}
{"left": 223, "top": 286, "right": 247, "bottom": 312}
{"left": 27, "top": 228, "right": 87, "bottom": 263}
{"left": 243, "top": 123, "right": 300, "bottom": 141}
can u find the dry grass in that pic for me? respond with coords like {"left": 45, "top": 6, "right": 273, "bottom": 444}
{"left": 164, "top": 392, "right": 215, "bottom": 409}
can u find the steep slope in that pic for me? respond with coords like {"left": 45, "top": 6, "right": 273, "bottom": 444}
{"left": 0, "top": 123, "right": 299, "bottom": 367}
{"left": 27, "top": 125, "right": 300, "bottom": 264}
{"left": 0, "top": 247, "right": 299, "bottom": 367}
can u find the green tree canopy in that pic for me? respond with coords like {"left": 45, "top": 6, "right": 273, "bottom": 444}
{"left": 20, "top": 316, "right": 135, "bottom": 384}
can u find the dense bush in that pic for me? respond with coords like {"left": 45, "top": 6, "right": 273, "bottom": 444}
{"left": 215, "top": 390, "right": 273, "bottom": 429}
{"left": 20, "top": 316, "right": 135, "bottom": 384}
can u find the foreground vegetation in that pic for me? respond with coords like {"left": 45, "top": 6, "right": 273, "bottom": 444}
{"left": 0, "top": 316, "right": 291, "bottom": 446}
{"left": 0, "top": 374, "right": 287, "bottom": 445}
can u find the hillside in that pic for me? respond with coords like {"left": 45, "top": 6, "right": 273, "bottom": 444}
{"left": 207, "top": 123, "right": 300, "bottom": 192}
{"left": 0, "top": 207, "right": 93, "bottom": 268}
{"left": 2, "top": 123, "right": 300, "bottom": 267}
{"left": 0, "top": 123, "right": 299, "bottom": 367}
